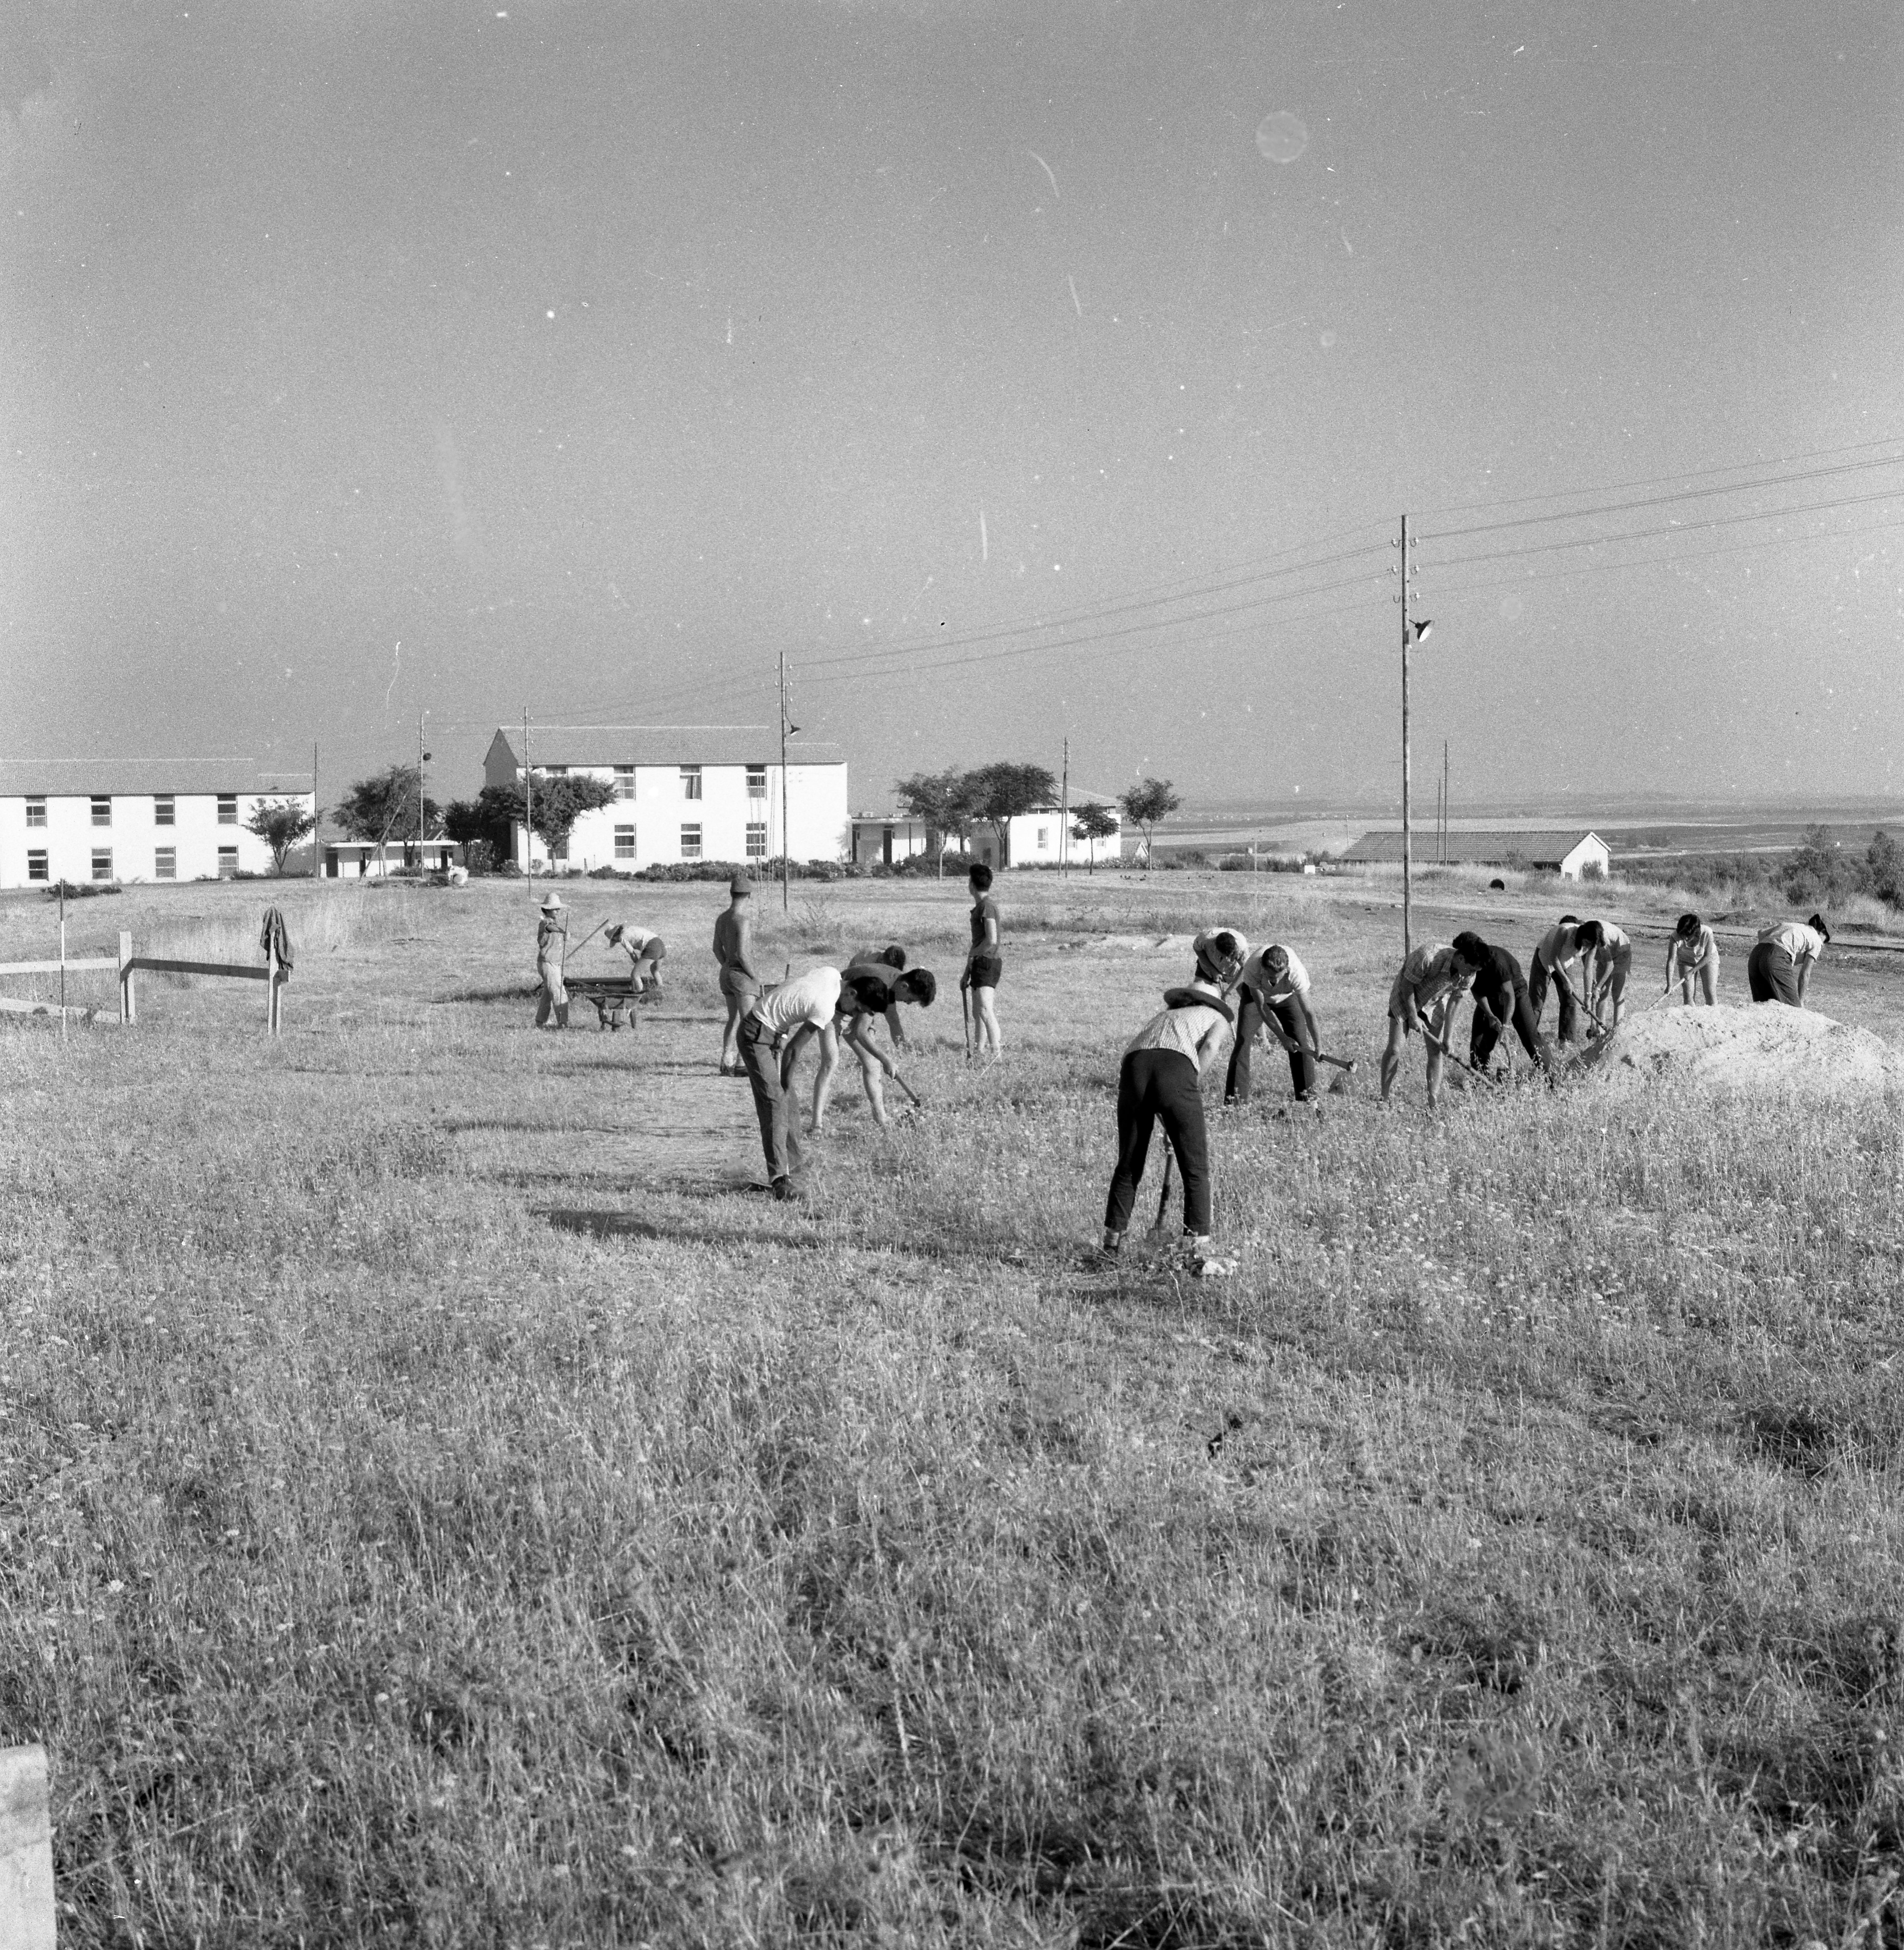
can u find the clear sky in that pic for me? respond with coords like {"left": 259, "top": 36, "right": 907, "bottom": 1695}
{"left": 4, "top": 0, "right": 1901, "bottom": 815}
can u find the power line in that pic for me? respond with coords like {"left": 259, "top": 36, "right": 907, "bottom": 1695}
{"left": 1418, "top": 450, "right": 1904, "bottom": 546}
{"left": 1421, "top": 484, "right": 1904, "bottom": 572}
{"left": 1413, "top": 430, "right": 1904, "bottom": 523}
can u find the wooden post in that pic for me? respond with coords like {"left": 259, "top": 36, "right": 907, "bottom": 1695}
{"left": 0, "top": 1744, "right": 55, "bottom": 1950}
{"left": 118, "top": 931, "right": 135, "bottom": 1025}
{"left": 266, "top": 933, "right": 281, "bottom": 1037}
{"left": 1400, "top": 512, "right": 1412, "bottom": 958}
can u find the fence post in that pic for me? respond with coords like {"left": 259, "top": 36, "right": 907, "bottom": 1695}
{"left": 118, "top": 931, "right": 135, "bottom": 1026}
{"left": 266, "top": 935, "right": 280, "bottom": 1037}
{"left": 0, "top": 1743, "right": 55, "bottom": 1950}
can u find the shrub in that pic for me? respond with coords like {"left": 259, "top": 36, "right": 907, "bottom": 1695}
{"left": 44, "top": 880, "right": 121, "bottom": 901}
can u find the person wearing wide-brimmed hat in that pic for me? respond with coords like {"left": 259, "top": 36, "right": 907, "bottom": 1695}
{"left": 713, "top": 874, "right": 760, "bottom": 1075}
{"left": 534, "top": 890, "right": 570, "bottom": 1030}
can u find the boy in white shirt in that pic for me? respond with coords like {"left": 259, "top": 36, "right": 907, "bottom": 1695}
{"left": 1748, "top": 914, "right": 1830, "bottom": 1007}
{"left": 1527, "top": 916, "right": 1586, "bottom": 1044}
{"left": 1380, "top": 939, "right": 1481, "bottom": 1108}
{"left": 1225, "top": 942, "right": 1320, "bottom": 1104}
{"left": 1666, "top": 912, "right": 1719, "bottom": 1005}
{"left": 1576, "top": 919, "right": 1633, "bottom": 1028}
{"left": 737, "top": 966, "right": 842, "bottom": 1200}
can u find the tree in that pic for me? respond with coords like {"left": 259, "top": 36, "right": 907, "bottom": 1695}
{"left": 443, "top": 787, "right": 521, "bottom": 871}
{"left": 501, "top": 773, "right": 619, "bottom": 864}
{"left": 1785, "top": 822, "right": 1856, "bottom": 906}
{"left": 244, "top": 797, "right": 317, "bottom": 873}
{"left": 894, "top": 767, "right": 980, "bottom": 877}
{"left": 1869, "top": 828, "right": 1904, "bottom": 909}
{"left": 1118, "top": 777, "right": 1182, "bottom": 876}
{"left": 1070, "top": 802, "right": 1120, "bottom": 875}
{"left": 334, "top": 764, "right": 442, "bottom": 873}
{"left": 966, "top": 761, "right": 1058, "bottom": 869}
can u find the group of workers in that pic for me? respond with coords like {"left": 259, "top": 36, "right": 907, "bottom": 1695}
{"left": 527, "top": 865, "right": 1839, "bottom": 1268}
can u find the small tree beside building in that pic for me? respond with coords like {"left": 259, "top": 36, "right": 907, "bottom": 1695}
{"left": 334, "top": 764, "right": 441, "bottom": 874}
{"left": 1118, "top": 777, "right": 1182, "bottom": 875}
{"left": 244, "top": 797, "right": 318, "bottom": 873}
{"left": 966, "top": 762, "right": 1058, "bottom": 868}
{"left": 1070, "top": 802, "right": 1119, "bottom": 874}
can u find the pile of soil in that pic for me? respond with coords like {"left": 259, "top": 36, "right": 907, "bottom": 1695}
{"left": 1578, "top": 1003, "right": 1902, "bottom": 1098}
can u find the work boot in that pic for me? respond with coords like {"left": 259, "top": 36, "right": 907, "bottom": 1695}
{"left": 771, "top": 1176, "right": 800, "bottom": 1203}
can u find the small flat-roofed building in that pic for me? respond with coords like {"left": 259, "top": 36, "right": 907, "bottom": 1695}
{"left": 1339, "top": 828, "right": 1613, "bottom": 880}
{"left": 849, "top": 790, "right": 1125, "bottom": 870}
{"left": 484, "top": 727, "right": 848, "bottom": 872}
{"left": 322, "top": 840, "right": 461, "bottom": 879}
{"left": 0, "top": 762, "right": 316, "bottom": 889}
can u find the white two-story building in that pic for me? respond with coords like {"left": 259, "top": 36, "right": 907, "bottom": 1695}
{"left": 0, "top": 762, "right": 316, "bottom": 889}
{"left": 483, "top": 728, "right": 849, "bottom": 872}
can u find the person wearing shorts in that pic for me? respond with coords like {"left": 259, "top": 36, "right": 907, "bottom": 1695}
{"left": 1576, "top": 920, "right": 1633, "bottom": 1030}
{"left": 1458, "top": 930, "right": 1553, "bottom": 1082}
{"left": 1527, "top": 916, "right": 1587, "bottom": 1045}
{"left": 1100, "top": 932, "right": 1244, "bottom": 1278}
{"left": 835, "top": 961, "right": 937, "bottom": 1124}
{"left": 1225, "top": 941, "right": 1318, "bottom": 1105}
{"left": 845, "top": 945, "right": 913, "bottom": 1050}
{"left": 714, "top": 874, "right": 760, "bottom": 1076}
{"left": 589, "top": 922, "right": 666, "bottom": 1028}
{"left": 1748, "top": 915, "right": 1830, "bottom": 1007}
{"left": 737, "top": 965, "right": 842, "bottom": 1200}
{"left": 1667, "top": 912, "right": 1719, "bottom": 1005}
{"left": 1380, "top": 938, "right": 1481, "bottom": 1108}
{"left": 962, "top": 863, "right": 1003, "bottom": 1060}
{"left": 533, "top": 891, "right": 569, "bottom": 1030}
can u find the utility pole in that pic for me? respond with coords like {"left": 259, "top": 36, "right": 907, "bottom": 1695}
{"left": 1400, "top": 513, "right": 1413, "bottom": 956}
{"left": 523, "top": 710, "right": 534, "bottom": 897}
{"left": 311, "top": 741, "right": 320, "bottom": 880}
{"left": 778, "top": 648, "right": 792, "bottom": 915}
{"left": 1443, "top": 739, "right": 1449, "bottom": 865}
{"left": 1061, "top": 737, "right": 1070, "bottom": 879}
{"left": 417, "top": 712, "right": 430, "bottom": 872}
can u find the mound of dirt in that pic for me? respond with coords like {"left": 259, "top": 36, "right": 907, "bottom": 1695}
{"left": 1579, "top": 1003, "right": 1903, "bottom": 1098}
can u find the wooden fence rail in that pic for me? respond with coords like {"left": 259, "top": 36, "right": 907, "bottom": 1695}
{"left": 0, "top": 932, "right": 285, "bottom": 1035}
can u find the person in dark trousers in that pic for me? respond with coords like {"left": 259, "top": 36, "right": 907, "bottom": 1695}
{"left": 736, "top": 965, "right": 842, "bottom": 1200}
{"left": 1457, "top": 929, "right": 1555, "bottom": 1082}
{"left": 836, "top": 962, "right": 937, "bottom": 1123}
{"left": 961, "top": 863, "right": 1003, "bottom": 1060}
{"left": 1527, "top": 916, "right": 1586, "bottom": 1045}
{"left": 1748, "top": 914, "right": 1830, "bottom": 1005}
{"left": 1100, "top": 931, "right": 1243, "bottom": 1279}
{"left": 1225, "top": 942, "right": 1319, "bottom": 1104}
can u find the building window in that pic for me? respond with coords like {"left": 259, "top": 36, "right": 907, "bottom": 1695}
{"left": 746, "top": 765, "right": 767, "bottom": 799}
{"left": 155, "top": 847, "right": 177, "bottom": 880}
{"left": 746, "top": 822, "right": 767, "bottom": 861}
{"left": 91, "top": 795, "right": 111, "bottom": 827}
{"left": 154, "top": 795, "right": 175, "bottom": 826}
{"left": 680, "top": 766, "right": 702, "bottom": 801}
{"left": 217, "top": 846, "right": 238, "bottom": 877}
{"left": 91, "top": 849, "right": 113, "bottom": 882}
{"left": 680, "top": 823, "right": 703, "bottom": 860}
{"left": 217, "top": 794, "right": 238, "bottom": 825}
{"left": 1037, "top": 825, "right": 1050, "bottom": 850}
{"left": 545, "top": 766, "right": 568, "bottom": 778}
{"left": 614, "top": 765, "right": 636, "bottom": 800}
{"left": 614, "top": 825, "right": 636, "bottom": 861}
{"left": 24, "top": 797, "right": 45, "bottom": 828}
{"left": 26, "top": 850, "right": 48, "bottom": 882}
{"left": 552, "top": 836, "right": 568, "bottom": 864}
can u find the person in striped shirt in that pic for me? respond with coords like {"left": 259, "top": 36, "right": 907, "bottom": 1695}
{"left": 1380, "top": 938, "right": 1482, "bottom": 1109}
{"left": 1748, "top": 914, "right": 1830, "bottom": 1007}
{"left": 1666, "top": 912, "right": 1719, "bottom": 1006}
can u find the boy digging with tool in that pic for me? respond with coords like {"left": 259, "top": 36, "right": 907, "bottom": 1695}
{"left": 736, "top": 965, "right": 843, "bottom": 1201}
{"left": 1380, "top": 937, "right": 1482, "bottom": 1108}
{"left": 1099, "top": 931, "right": 1244, "bottom": 1279}
{"left": 836, "top": 962, "right": 938, "bottom": 1124}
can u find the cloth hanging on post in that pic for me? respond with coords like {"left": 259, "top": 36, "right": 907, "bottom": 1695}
{"left": 259, "top": 906, "right": 295, "bottom": 978}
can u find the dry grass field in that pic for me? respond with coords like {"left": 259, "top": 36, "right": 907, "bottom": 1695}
{"left": 3, "top": 869, "right": 1904, "bottom": 1947}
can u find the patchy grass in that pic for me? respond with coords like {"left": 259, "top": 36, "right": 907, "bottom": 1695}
{"left": 2, "top": 875, "right": 1903, "bottom": 1945}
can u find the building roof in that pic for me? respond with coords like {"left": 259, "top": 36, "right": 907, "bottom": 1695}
{"left": 0, "top": 761, "right": 312, "bottom": 797}
{"left": 1340, "top": 828, "right": 1607, "bottom": 865}
{"left": 489, "top": 727, "right": 843, "bottom": 769}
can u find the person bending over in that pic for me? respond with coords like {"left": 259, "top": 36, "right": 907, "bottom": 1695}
{"left": 845, "top": 944, "right": 914, "bottom": 1050}
{"left": 1575, "top": 919, "right": 1633, "bottom": 1030}
{"left": 1667, "top": 912, "right": 1719, "bottom": 1005}
{"left": 1225, "top": 942, "right": 1319, "bottom": 1104}
{"left": 1527, "top": 916, "right": 1587, "bottom": 1045}
{"left": 835, "top": 963, "right": 937, "bottom": 1124}
{"left": 605, "top": 922, "right": 666, "bottom": 998}
{"left": 961, "top": 864, "right": 1004, "bottom": 1060}
{"left": 1100, "top": 931, "right": 1245, "bottom": 1279}
{"left": 1458, "top": 929, "right": 1554, "bottom": 1083}
{"left": 736, "top": 965, "right": 842, "bottom": 1201}
{"left": 1380, "top": 938, "right": 1482, "bottom": 1109}
{"left": 713, "top": 875, "right": 760, "bottom": 1076}
{"left": 1748, "top": 913, "right": 1830, "bottom": 1007}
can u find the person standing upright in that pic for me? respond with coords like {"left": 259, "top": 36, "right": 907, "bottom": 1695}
{"left": 1666, "top": 912, "right": 1719, "bottom": 1005}
{"left": 713, "top": 874, "right": 760, "bottom": 1076}
{"left": 962, "top": 862, "right": 1004, "bottom": 1061}
{"left": 533, "top": 891, "right": 569, "bottom": 1030}
{"left": 1748, "top": 913, "right": 1831, "bottom": 1006}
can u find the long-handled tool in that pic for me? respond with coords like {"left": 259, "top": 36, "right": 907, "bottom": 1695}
{"left": 1262, "top": 1023, "right": 1356, "bottom": 1075}
{"left": 890, "top": 1069, "right": 924, "bottom": 1110}
{"left": 960, "top": 979, "right": 973, "bottom": 1062}
{"left": 1422, "top": 1029, "right": 1483, "bottom": 1078}
{"left": 561, "top": 918, "right": 608, "bottom": 966}
{"left": 1151, "top": 1146, "right": 1177, "bottom": 1233}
